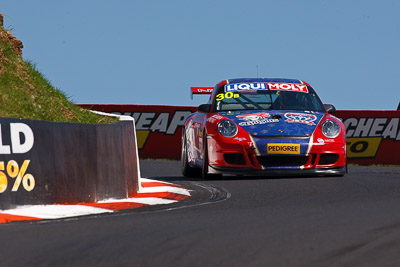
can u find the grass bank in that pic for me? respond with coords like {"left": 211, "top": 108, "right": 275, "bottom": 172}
{"left": 0, "top": 24, "right": 116, "bottom": 123}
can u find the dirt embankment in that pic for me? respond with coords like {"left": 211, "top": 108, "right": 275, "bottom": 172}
{"left": 0, "top": 12, "right": 23, "bottom": 56}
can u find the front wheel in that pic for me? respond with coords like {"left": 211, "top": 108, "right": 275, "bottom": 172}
{"left": 181, "top": 131, "right": 200, "bottom": 177}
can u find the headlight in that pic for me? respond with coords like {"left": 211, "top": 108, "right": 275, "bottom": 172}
{"left": 321, "top": 120, "right": 341, "bottom": 139}
{"left": 217, "top": 119, "right": 238, "bottom": 138}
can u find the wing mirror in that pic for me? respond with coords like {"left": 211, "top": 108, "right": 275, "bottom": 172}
{"left": 324, "top": 104, "right": 336, "bottom": 114}
{"left": 198, "top": 104, "right": 211, "bottom": 113}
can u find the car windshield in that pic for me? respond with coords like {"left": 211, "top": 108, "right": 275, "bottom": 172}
{"left": 213, "top": 87, "right": 325, "bottom": 112}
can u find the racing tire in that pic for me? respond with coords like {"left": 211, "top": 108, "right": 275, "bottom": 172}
{"left": 181, "top": 131, "right": 200, "bottom": 177}
{"left": 202, "top": 135, "right": 222, "bottom": 180}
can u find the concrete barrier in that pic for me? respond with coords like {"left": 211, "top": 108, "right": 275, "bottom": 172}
{"left": 0, "top": 117, "right": 139, "bottom": 209}
{"left": 79, "top": 104, "right": 196, "bottom": 159}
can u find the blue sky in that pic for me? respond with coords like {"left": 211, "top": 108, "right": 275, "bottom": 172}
{"left": 2, "top": 0, "right": 399, "bottom": 110}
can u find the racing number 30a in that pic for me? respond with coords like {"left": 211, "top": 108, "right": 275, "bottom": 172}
{"left": 216, "top": 92, "right": 239, "bottom": 101}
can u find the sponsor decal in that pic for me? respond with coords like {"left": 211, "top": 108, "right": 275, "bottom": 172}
{"left": 317, "top": 138, "right": 335, "bottom": 144}
{"left": 225, "top": 83, "right": 267, "bottom": 92}
{"left": 191, "top": 87, "right": 214, "bottom": 94}
{"left": 284, "top": 113, "right": 317, "bottom": 125}
{"left": 225, "top": 82, "right": 308, "bottom": 93}
{"left": 0, "top": 123, "right": 35, "bottom": 193}
{"left": 237, "top": 113, "right": 271, "bottom": 120}
{"left": 267, "top": 143, "right": 300, "bottom": 155}
{"left": 343, "top": 117, "right": 400, "bottom": 158}
{"left": 238, "top": 119, "right": 279, "bottom": 127}
{"left": 236, "top": 113, "right": 278, "bottom": 126}
{"left": 207, "top": 114, "right": 224, "bottom": 124}
{"left": 266, "top": 83, "right": 308, "bottom": 93}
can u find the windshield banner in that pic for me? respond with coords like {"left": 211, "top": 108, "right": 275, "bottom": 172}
{"left": 225, "top": 82, "right": 308, "bottom": 93}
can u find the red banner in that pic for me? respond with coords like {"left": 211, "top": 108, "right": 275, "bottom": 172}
{"left": 80, "top": 105, "right": 400, "bottom": 165}
{"left": 336, "top": 110, "right": 400, "bottom": 165}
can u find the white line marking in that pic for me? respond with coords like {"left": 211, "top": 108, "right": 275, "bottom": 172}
{"left": 98, "top": 197, "right": 177, "bottom": 205}
{"left": 1, "top": 205, "right": 113, "bottom": 219}
{"left": 138, "top": 186, "right": 191, "bottom": 196}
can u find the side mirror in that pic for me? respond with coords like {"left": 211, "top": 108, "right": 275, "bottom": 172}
{"left": 324, "top": 104, "right": 336, "bottom": 114}
{"left": 198, "top": 104, "right": 211, "bottom": 113}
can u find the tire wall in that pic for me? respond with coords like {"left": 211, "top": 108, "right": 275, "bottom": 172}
{"left": 0, "top": 117, "right": 139, "bottom": 210}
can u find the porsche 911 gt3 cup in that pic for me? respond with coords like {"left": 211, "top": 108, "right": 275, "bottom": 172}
{"left": 182, "top": 78, "right": 347, "bottom": 178}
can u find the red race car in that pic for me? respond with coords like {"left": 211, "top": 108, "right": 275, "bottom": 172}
{"left": 181, "top": 78, "right": 347, "bottom": 178}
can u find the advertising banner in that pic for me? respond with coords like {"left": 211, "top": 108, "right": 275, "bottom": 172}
{"left": 82, "top": 105, "right": 400, "bottom": 166}
{"left": 336, "top": 110, "right": 400, "bottom": 165}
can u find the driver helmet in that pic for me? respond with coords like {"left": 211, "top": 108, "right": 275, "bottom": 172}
{"left": 278, "top": 91, "right": 297, "bottom": 108}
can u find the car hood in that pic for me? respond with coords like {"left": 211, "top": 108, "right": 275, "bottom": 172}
{"left": 218, "top": 110, "right": 325, "bottom": 137}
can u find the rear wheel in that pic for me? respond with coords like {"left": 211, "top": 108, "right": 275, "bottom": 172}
{"left": 181, "top": 131, "right": 200, "bottom": 177}
{"left": 202, "top": 135, "right": 222, "bottom": 180}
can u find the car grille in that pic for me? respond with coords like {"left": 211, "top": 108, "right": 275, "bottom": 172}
{"left": 224, "top": 153, "right": 246, "bottom": 165}
{"left": 319, "top": 154, "right": 339, "bottom": 165}
{"left": 256, "top": 155, "right": 310, "bottom": 167}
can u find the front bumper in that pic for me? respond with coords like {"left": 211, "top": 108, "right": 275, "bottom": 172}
{"left": 206, "top": 134, "right": 347, "bottom": 177}
{"left": 209, "top": 165, "right": 346, "bottom": 177}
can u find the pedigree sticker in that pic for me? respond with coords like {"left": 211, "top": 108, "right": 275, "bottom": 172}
{"left": 267, "top": 143, "right": 301, "bottom": 155}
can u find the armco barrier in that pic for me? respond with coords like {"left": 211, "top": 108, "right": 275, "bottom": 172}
{"left": 81, "top": 105, "right": 400, "bottom": 166}
{"left": 0, "top": 117, "right": 139, "bottom": 210}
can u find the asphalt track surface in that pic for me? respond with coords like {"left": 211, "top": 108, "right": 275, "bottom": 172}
{"left": 1, "top": 160, "right": 400, "bottom": 267}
